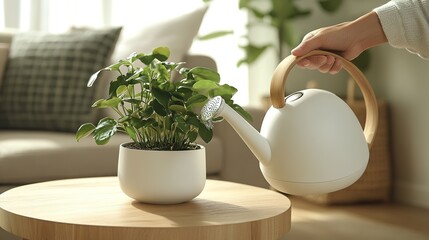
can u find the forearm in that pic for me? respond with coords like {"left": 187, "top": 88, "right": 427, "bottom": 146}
{"left": 374, "top": 0, "right": 429, "bottom": 58}
{"left": 350, "top": 11, "right": 388, "bottom": 53}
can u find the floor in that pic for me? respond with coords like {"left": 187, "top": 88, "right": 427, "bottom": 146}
{"left": 283, "top": 197, "right": 429, "bottom": 240}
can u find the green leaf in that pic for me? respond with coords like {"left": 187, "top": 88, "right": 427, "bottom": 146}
{"left": 210, "top": 84, "right": 237, "bottom": 99}
{"left": 169, "top": 104, "right": 186, "bottom": 113}
{"left": 109, "top": 59, "right": 133, "bottom": 70}
{"left": 171, "top": 91, "right": 185, "bottom": 101}
{"left": 186, "top": 116, "right": 212, "bottom": 143}
{"left": 318, "top": 0, "right": 343, "bottom": 12}
{"left": 198, "top": 122, "right": 213, "bottom": 143}
{"left": 87, "top": 69, "right": 103, "bottom": 87}
{"left": 177, "top": 86, "right": 193, "bottom": 98}
{"left": 152, "top": 46, "right": 170, "bottom": 61}
{"left": 118, "top": 115, "right": 130, "bottom": 123}
{"left": 239, "top": 0, "right": 250, "bottom": 8}
{"left": 282, "top": 22, "right": 298, "bottom": 49}
{"left": 188, "top": 131, "right": 198, "bottom": 142}
{"left": 152, "top": 99, "right": 168, "bottom": 116}
{"left": 156, "top": 63, "right": 170, "bottom": 81}
{"left": 109, "top": 76, "right": 127, "bottom": 97}
{"left": 181, "top": 79, "right": 196, "bottom": 88}
{"left": 248, "top": 7, "right": 267, "bottom": 19}
{"left": 123, "top": 98, "right": 142, "bottom": 105}
{"left": 125, "top": 126, "right": 138, "bottom": 142}
{"left": 152, "top": 88, "right": 170, "bottom": 107}
{"left": 270, "top": 0, "right": 310, "bottom": 20}
{"left": 198, "top": 31, "right": 233, "bottom": 41}
{"left": 186, "top": 94, "right": 208, "bottom": 107}
{"left": 162, "top": 61, "right": 181, "bottom": 71}
{"left": 129, "top": 117, "right": 144, "bottom": 129}
{"left": 94, "top": 118, "right": 117, "bottom": 145}
{"left": 271, "top": 0, "right": 292, "bottom": 21}
{"left": 231, "top": 103, "right": 253, "bottom": 122}
{"left": 175, "top": 116, "right": 188, "bottom": 132}
{"left": 164, "top": 117, "right": 173, "bottom": 130}
{"left": 186, "top": 116, "right": 202, "bottom": 128}
{"left": 159, "top": 81, "right": 175, "bottom": 92}
{"left": 212, "top": 116, "right": 224, "bottom": 123}
{"left": 192, "top": 80, "right": 219, "bottom": 92}
{"left": 138, "top": 55, "right": 155, "bottom": 65}
{"left": 92, "top": 97, "right": 121, "bottom": 108}
{"left": 238, "top": 44, "right": 272, "bottom": 66}
{"left": 126, "top": 52, "right": 138, "bottom": 62}
{"left": 125, "top": 68, "right": 143, "bottom": 82}
{"left": 189, "top": 67, "right": 220, "bottom": 82}
{"left": 131, "top": 117, "right": 156, "bottom": 129}
{"left": 352, "top": 50, "right": 371, "bottom": 72}
{"left": 141, "top": 107, "right": 154, "bottom": 117}
{"left": 75, "top": 123, "right": 95, "bottom": 141}
{"left": 146, "top": 118, "right": 157, "bottom": 127}
{"left": 116, "top": 85, "right": 128, "bottom": 96}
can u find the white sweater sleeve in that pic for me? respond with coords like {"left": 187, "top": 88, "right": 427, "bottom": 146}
{"left": 374, "top": 0, "right": 429, "bottom": 58}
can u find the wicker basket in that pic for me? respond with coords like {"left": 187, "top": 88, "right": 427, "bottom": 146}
{"left": 302, "top": 79, "right": 392, "bottom": 205}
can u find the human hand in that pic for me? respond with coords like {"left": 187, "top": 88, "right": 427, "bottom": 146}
{"left": 291, "top": 11, "right": 387, "bottom": 74}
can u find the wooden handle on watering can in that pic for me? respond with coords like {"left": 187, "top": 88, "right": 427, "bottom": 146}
{"left": 270, "top": 50, "right": 378, "bottom": 149}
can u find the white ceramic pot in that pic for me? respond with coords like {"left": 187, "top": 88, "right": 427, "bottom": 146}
{"left": 118, "top": 143, "right": 206, "bottom": 204}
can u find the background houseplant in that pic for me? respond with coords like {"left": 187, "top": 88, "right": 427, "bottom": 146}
{"left": 76, "top": 46, "right": 251, "bottom": 150}
{"left": 200, "top": 0, "right": 344, "bottom": 66}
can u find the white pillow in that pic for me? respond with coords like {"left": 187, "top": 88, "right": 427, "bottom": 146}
{"left": 111, "top": 5, "right": 208, "bottom": 63}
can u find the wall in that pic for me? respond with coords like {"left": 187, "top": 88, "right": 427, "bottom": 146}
{"left": 375, "top": 45, "right": 429, "bottom": 209}
{"left": 248, "top": 0, "right": 429, "bottom": 209}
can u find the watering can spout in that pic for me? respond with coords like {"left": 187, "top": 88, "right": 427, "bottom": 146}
{"left": 201, "top": 96, "right": 271, "bottom": 165}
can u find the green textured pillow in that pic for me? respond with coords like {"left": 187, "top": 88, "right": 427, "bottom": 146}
{"left": 0, "top": 28, "right": 121, "bottom": 132}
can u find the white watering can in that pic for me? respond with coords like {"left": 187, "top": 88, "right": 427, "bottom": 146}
{"left": 201, "top": 50, "right": 378, "bottom": 195}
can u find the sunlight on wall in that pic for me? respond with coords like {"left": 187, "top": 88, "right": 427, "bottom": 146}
{"left": 190, "top": 1, "right": 249, "bottom": 105}
{"left": 18, "top": 0, "right": 32, "bottom": 30}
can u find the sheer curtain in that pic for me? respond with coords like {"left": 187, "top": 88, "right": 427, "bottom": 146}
{"left": 0, "top": 0, "right": 249, "bottom": 105}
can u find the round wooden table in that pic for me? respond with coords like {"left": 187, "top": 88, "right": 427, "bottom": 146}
{"left": 0, "top": 177, "right": 291, "bottom": 240}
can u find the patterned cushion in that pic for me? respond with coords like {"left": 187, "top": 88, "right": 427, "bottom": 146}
{"left": 0, "top": 28, "right": 121, "bottom": 132}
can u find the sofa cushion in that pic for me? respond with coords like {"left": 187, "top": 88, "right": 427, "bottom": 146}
{"left": 0, "top": 131, "right": 223, "bottom": 184}
{"left": 0, "top": 27, "right": 121, "bottom": 132}
{"left": 0, "top": 130, "right": 129, "bottom": 184}
{"left": 111, "top": 6, "right": 207, "bottom": 63}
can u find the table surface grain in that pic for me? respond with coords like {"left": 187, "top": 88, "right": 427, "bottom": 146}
{"left": 0, "top": 177, "right": 291, "bottom": 240}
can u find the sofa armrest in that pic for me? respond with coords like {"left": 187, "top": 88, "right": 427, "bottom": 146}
{"left": 214, "top": 107, "right": 269, "bottom": 188}
{"left": 0, "top": 28, "right": 17, "bottom": 44}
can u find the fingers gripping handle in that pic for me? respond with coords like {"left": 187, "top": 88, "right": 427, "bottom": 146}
{"left": 270, "top": 50, "right": 378, "bottom": 148}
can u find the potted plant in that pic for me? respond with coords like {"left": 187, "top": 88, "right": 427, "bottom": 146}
{"left": 76, "top": 46, "right": 251, "bottom": 204}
